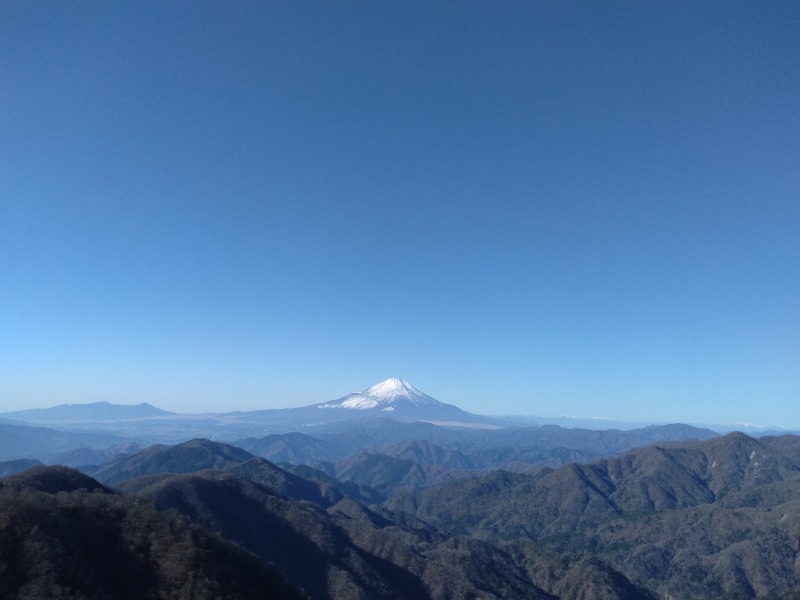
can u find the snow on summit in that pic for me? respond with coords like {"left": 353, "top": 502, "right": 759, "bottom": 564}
{"left": 309, "top": 377, "right": 502, "bottom": 427}
{"left": 320, "top": 378, "right": 443, "bottom": 410}
{"left": 363, "top": 378, "right": 432, "bottom": 403}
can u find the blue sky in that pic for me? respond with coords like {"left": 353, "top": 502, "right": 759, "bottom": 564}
{"left": 1, "top": 2, "right": 798, "bottom": 427}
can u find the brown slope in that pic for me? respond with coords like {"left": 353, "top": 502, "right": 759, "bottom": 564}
{"left": 123, "top": 469, "right": 429, "bottom": 600}
{"left": 0, "top": 466, "right": 301, "bottom": 600}
{"left": 124, "top": 469, "right": 595, "bottom": 600}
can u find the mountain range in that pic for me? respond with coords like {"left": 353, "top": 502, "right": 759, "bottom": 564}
{"left": 4, "top": 431, "right": 800, "bottom": 599}
{"left": 387, "top": 432, "right": 800, "bottom": 599}
{"left": 2, "top": 378, "right": 798, "bottom": 598}
{"left": 0, "top": 439, "right": 655, "bottom": 599}
{"left": 0, "top": 380, "right": 718, "bottom": 493}
{"left": 2, "top": 378, "right": 791, "bottom": 438}
{"left": 0, "top": 378, "right": 723, "bottom": 452}
{"left": 0, "top": 379, "right": 512, "bottom": 447}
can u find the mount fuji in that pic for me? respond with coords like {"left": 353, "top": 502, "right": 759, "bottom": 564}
{"left": 0, "top": 379, "right": 510, "bottom": 449}
{"left": 305, "top": 378, "right": 504, "bottom": 428}
{"left": 318, "top": 379, "right": 442, "bottom": 411}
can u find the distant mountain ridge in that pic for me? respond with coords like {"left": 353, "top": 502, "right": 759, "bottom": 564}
{"left": 0, "top": 401, "right": 172, "bottom": 422}
{"left": 0, "top": 421, "right": 128, "bottom": 462}
{"left": 237, "top": 421, "right": 718, "bottom": 474}
{"left": 2, "top": 379, "right": 792, "bottom": 438}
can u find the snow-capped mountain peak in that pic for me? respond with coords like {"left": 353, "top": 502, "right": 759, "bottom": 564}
{"left": 310, "top": 377, "right": 502, "bottom": 427}
{"left": 363, "top": 378, "right": 425, "bottom": 402}
{"left": 319, "top": 378, "right": 442, "bottom": 410}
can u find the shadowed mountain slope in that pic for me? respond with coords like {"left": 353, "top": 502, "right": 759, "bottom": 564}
{"left": 121, "top": 468, "right": 648, "bottom": 600}
{"left": 91, "top": 439, "right": 385, "bottom": 508}
{"left": 92, "top": 440, "right": 649, "bottom": 599}
{"left": 0, "top": 467, "right": 301, "bottom": 600}
{"left": 120, "top": 469, "right": 431, "bottom": 600}
{"left": 90, "top": 438, "right": 254, "bottom": 484}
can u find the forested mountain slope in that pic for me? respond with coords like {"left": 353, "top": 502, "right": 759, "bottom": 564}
{"left": 0, "top": 466, "right": 301, "bottom": 600}
{"left": 388, "top": 432, "right": 800, "bottom": 599}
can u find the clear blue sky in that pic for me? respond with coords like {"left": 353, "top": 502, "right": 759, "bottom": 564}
{"left": 2, "top": 2, "right": 798, "bottom": 427}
